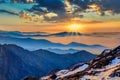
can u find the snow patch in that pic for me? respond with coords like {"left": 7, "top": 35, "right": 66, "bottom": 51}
{"left": 110, "top": 57, "right": 120, "bottom": 66}
{"left": 76, "top": 64, "right": 88, "bottom": 71}
{"left": 57, "top": 64, "right": 88, "bottom": 78}
{"left": 109, "top": 77, "right": 120, "bottom": 80}
{"left": 56, "top": 70, "right": 69, "bottom": 76}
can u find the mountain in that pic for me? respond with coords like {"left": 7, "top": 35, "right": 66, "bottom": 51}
{"left": 49, "top": 32, "right": 82, "bottom": 37}
{"left": 0, "top": 31, "right": 120, "bottom": 38}
{"left": 0, "top": 44, "right": 43, "bottom": 80}
{"left": 67, "top": 42, "right": 105, "bottom": 48}
{"left": 32, "top": 49, "right": 97, "bottom": 68}
{"left": 0, "top": 31, "right": 106, "bottom": 54}
{"left": 0, "top": 35, "right": 106, "bottom": 50}
{"left": 0, "top": 36, "right": 65, "bottom": 50}
{"left": 0, "top": 31, "right": 85, "bottom": 38}
{"left": 39, "top": 46, "right": 120, "bottom": 80}
{"left": 46, "top": 48, "right": 80, "bottom": 54}
{"left": 0, "top": 30, "right": 23, "bottom": 37}
{"left": 0, "top": 44, "right": 97, "bottom": 80}
{"left": 0, "top": 30, "right": 49, "bottom": 38}
{"left": 67, "top": 42, "right": 88, "bottom": 47}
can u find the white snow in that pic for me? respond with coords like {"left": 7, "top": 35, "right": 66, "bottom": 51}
{"left": 56, "top": 70, "right": 69, "bottom": 76}
{"left": 109, "top": 57, "right": 120, "bottom": 66}
{"left": 109, "top": 77, "right": 120, "bottom": 80}
{"left": 76, "top": 64, "right": 88, "bottom": 71}
{"left": 81, "top": 56, "right": 120, "bottom": 80}
{"left": 81, "top": 62, "right": 120, "bottom": 80}
{"left": 41, "top": 57, "right": 120, "bottom": 80}
{"left": 56, "top": 64, "right": 88, "bottom": 79}
{"left": 102, "top": 49, "right": 111, "bottom": 56}
{"left": 41, "top": 76, "right": 51, "bottom": 80}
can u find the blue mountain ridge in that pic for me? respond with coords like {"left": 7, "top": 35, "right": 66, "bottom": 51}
{"left": 0, "top": 35, "right": 106, "bottom": 50}
{"left": 0, "top": 44, "right": 97, "bottom": 80}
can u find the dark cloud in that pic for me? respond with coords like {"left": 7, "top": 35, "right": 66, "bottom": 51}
{"left": 0, "top": 9, "right": 18, "bottom": 15}
{"left": 67, "top": 0, "right": 89, "bottom": 9}
{"left": 28, "top": 0, "right": 67, "bottom": 22}
{"left": 19, "top": 0, "right": 120, "bottom": 22}
{"left": 86, "top": 0, "right": 120, "bottom": 15}
{"left": 36, "top": 0, "right": 65, "bottom": 10}
{"left": 101, "top": 0, "right": 120, "bottom": 14}
{"left": 67, "top": 0, "right": 120, "bottom": 15}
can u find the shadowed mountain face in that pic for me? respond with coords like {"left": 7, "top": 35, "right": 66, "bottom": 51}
{"left": 0, "top": 44, "right": 97, "bottom": 80}
{"left": 0, "top": 44, "right": 43, "bottom": 80}
{"left": 39, "top": 46, "right": 120, "bottom": 80}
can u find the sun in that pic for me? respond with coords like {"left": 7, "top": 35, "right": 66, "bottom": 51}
{"left": 68, "top": 24, "right": 83, "bottom": 32}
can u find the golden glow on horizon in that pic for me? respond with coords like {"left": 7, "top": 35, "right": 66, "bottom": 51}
{"left": 68, "top": 24, "right": 83, "bottom": 32}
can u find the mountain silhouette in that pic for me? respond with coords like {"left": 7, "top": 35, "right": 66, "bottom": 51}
{"left": 0, "top": 35, "right": 106, "bottom": 50}
{"left": 46, "top": 48, "right": 80, "bottom": 54}
{"left": 49, "top": 32, "right": 82, "bottom": 37}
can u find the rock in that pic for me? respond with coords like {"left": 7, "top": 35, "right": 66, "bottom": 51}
{"left": 40, "top": 46, "right": 120, "bottom": 80}
{"left": 23, "top": 76, "right": 39, "bottom": 80}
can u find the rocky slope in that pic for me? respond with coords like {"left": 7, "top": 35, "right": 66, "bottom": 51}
{"left": 40, "top": 46, "right": 120, "bottom": 80}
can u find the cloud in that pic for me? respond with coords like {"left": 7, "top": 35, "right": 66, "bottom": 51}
{"left": 19, "top": 10, "right": 59, "bottom": 22}
{"left": 18, "top": 0, "right": 120, "bottom": 23}
{"left": 37, "top": 0, "right": 65, "bottom": 10}
{"left": 19, "top": 11, "right": 32, "bottom": 21}
{"left": 19, "top": 0, "right": 66, "bottom": 22}
{"left": 101, "top": 0, "right": 120, "bottom": 14}
{"left": 0, "top": 9, "right": 18, "bottom": 15}
{"left": 67, "top": 0, "right": 89, "bottom": 9}
{"left": 105, "top": 10, "right": 114, "bottom": 15}
{"left": 45, "top": 12, "right": 58, "bottom": 19}
{"left": 87, "top": 0, "right": 120, "bottom": 15}
{"left": 67, "top": 0, "right": 120, "bottom": 15}
{"left": 87, "top": 3, "right": 104, "bottom": 16}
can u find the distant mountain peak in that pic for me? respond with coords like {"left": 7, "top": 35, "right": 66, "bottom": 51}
{"left": 50, "top": 32, "right": 82, "bottom": 37}
{"left": 68, "top": 42, "right": 85, "bottom": 45}
{"left": 67, "top": 42, "right": 88, "bottom": 47}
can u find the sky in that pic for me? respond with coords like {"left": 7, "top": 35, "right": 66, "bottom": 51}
{"left": 0, "top": 0, "right": 120, "bottom": 33}
{"left": 0, "top": 0, "right": 120, "bottom": 47}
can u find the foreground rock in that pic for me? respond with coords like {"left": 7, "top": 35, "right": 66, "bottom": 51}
{"left": 40, "top": 46, "right": 120, "bottom": 80}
